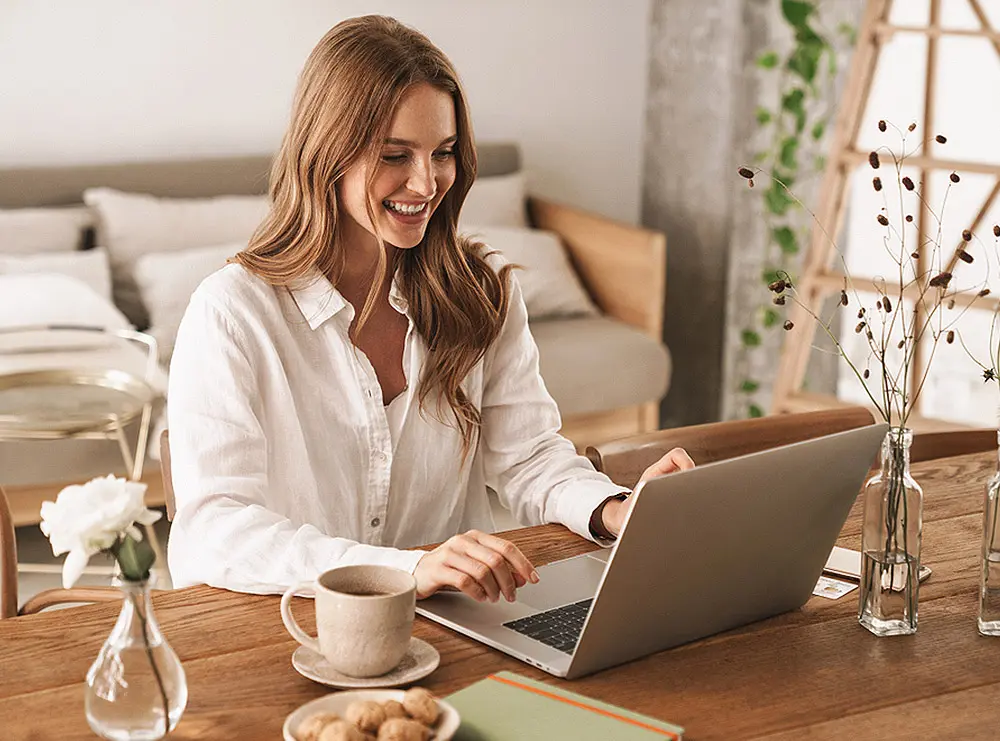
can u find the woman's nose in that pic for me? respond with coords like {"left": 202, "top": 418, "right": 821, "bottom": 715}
{"left": 406, "top": 158, "right": 436, "bottom": 198}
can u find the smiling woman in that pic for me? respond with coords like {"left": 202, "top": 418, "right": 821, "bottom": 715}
{"left": 165, "top": 14, "right": 693, "bottom": 607}
{"left": 235, "top": 16, "right": 506, "bottom": 456}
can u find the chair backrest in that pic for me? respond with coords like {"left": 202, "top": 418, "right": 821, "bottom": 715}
{"left": 159, "top": 429, "right": 176, "bottom": 522}
{"left": 910, "top": 428, "right": 997, "bottom": 464}
{"left": 0, "top": 485, "right": 18, "bottom": 619}
{"left": 586, "top": 407, "right": 876, "bottom": 489}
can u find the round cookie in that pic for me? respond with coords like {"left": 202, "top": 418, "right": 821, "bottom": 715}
{"left": 345, "top": 700, "right": 387, "bottom": 734}
{"left": 401, "top": 688, "right": 439, "bottom": 726}
{"left": 296, "top": 712, "right": 341, "bottom": 741}
{"left": 382, "top": 700, "right": 407, "bottom": 720}
{"left": 377, "top": 718, "right": 430, "bottom": 741}
{"left": 317, "top": 719, "right": 366, "bottom": 741}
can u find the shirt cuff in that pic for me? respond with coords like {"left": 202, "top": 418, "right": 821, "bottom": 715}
{"left": 552, "top": 480, "right": 631, "bottom": 546}
{"left": 337, "top": 543, "right": 428, "bottom": 575}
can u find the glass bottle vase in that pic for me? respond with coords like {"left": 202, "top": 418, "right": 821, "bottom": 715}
{"left": 85, "top": 579, "right": 188, "bottom": 740}
{"left": 858, "top": 427, "right": 923, "bottom": 636}
{"left": 979, "top": 430, "right": 1000, "bottom": 635}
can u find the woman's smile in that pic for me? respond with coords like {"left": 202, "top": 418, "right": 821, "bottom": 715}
{"left": 382, "top": 198, "right": 432, "bottom": 225}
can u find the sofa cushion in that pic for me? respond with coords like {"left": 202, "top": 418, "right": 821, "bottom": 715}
{"left": 133, "top": 243, "right": 239, "bottom": 363}
{"left": 0, "top": 247, "right": 113, "bottom": 301}
{"left": 531, "top": 316, "right": 671, "bottom": 417}
{"left": 466, "top": 225, "right": 598, "bottom": 320}
{"left": 0, "top": 206, "right": 94, "bottom": 253}
{"left": 0, "top": 273, "right": 133, "bottom": 353}
{"left": 459, "top": 172, "right": 527, "bottom": 228}
{"left": 83, "top": 187, "right": 268, "bottom": 328}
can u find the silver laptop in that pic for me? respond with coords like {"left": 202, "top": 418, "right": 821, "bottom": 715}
{"left": 417, "top": 423, "right": 888, "bottom": 679}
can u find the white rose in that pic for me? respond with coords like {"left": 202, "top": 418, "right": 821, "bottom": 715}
{"left": 39, "top": 474, "right": 162, "bottom": 588}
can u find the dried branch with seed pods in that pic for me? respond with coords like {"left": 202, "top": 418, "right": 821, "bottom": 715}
{"left": 952, "top": 223, "right": 1000, "bottom": 389}
{"left": 740, "top": 121, "right": 989, "bottom": 428}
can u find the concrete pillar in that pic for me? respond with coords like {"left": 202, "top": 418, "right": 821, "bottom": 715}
{"left": 643, "top": 0, "right": 743, "bottom": 427}
{"left": 644, "top": 0, "right": 861, "bottom": 426}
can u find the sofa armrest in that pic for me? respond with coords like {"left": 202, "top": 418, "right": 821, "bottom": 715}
{"left": 527, "top": 196, "right": 666, "bottom": 339}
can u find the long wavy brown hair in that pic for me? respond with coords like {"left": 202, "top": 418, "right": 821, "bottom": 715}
{"left": 236, "top": 15, "right": 512, "bottom": 456}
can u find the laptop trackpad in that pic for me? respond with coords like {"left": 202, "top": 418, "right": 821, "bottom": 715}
{"left": 515, "top": 552, "right": 607, "bottom": 611}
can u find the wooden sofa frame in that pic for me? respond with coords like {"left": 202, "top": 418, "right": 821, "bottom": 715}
{"left": 529, "top": 196, "right": 667, "bottom": 451}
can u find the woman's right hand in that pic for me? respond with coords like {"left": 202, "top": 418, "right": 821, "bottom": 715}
{"left": 413, "top": 530, "right": 539, "bottom": 603}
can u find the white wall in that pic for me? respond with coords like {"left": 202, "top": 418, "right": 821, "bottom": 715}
{"left": 0, "top": 0, "right": 651, "bottom": 223}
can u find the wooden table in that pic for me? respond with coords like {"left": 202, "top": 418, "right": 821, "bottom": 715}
{"left": 3, "top": 450, "right": 999, "bottom": 740}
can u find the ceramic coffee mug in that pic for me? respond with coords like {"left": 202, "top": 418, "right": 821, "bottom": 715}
{"left": 280, "top": 564, "right": 417, "bottom": 678}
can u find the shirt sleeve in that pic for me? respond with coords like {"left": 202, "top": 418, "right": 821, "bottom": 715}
{"left": 480, "top": 266, "right": 627, "bottom": 542}
{"left": 165, "top": 289, "right": 425, "bottom": 594}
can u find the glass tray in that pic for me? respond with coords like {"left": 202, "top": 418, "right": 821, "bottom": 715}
{"left": 0, "top": 368, "right": 157, "bottom": 439}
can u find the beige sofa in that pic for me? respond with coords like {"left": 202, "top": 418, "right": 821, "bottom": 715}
{"left": 526, "top": 196, "right": 670, "bottom": 448}
{"left": 0, "top": 143, "right": 669, "bottom": 524}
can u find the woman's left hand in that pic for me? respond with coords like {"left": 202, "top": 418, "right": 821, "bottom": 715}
{"left": 600, "top": 447, "right": 696, "bottom": 537}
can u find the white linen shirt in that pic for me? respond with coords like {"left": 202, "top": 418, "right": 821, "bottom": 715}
{"left": 166, "top": 258, "right": 624, "bottom": 594}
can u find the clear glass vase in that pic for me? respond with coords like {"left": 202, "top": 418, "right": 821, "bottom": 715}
{"left": 85, "top": 579, "right": 188, "bottom": 740}
{"left": 858, "top": 427, "right": 923, "bottom": 636}
{"left": 979, "top": 431, "right": 1000, "bottom": 635}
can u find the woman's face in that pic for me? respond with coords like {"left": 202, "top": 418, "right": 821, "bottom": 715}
{"left": 338, "top": 82, "right": 458, "bottom": 251}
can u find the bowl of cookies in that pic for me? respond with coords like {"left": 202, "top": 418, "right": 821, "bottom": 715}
{"left": 284, "top": 686, "right": 459, "bottom": 741}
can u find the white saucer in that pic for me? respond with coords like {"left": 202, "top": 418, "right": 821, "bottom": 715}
{"left": 283, "top": 689, "right": 460, "bottom": 741}
{"left": 291, "top": 637, "right": 440, "bottom": 689}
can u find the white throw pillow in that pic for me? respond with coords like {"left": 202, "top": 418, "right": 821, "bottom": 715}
{"left": 464, "top": 225, "right": 598, "bottom": 320}
{"left": 0, "top": 247, "right": 113, "bottom": 301}
{"left": 0, "top": 206, "right": 94, "bottom": 253}
{"left": 133, "top": 243, "right": 240, "bottom": 362}
{"left": 83, "top": 188, "right": 269, "bottom": 328}
{"left": 0, "top": 273, "right": 133, "bottom": 353}
{"left": 460, "top": 172, "right": 527, "bottom": 228}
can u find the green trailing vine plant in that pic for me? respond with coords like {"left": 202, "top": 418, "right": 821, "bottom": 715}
{"left": 733, "top": 0, "right": 856, "bottom": 417}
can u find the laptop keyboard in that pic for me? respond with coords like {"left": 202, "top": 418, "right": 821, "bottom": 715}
{"left": 502, "top": 598, "right": 594, "bottom": 654}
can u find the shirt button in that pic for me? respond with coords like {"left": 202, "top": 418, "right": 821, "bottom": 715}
{"left": 375, "top": 450, "right": 388, "bottom": 462}
{"left": 370, "top": 517, "right": 381, "bottom": 527}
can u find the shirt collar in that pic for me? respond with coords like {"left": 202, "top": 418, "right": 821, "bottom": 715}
{"left": 290, "top": 268, "right": 410, "bottom": 330}
{"left": 388, "top": 274, "right": 409, "bottom": 316}
{"left": 289, "top": 270, "right": 347, "bottom": 330}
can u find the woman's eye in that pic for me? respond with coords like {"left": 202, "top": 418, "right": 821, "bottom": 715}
{"left": 381, "top": 150, "right": 453, "bottom": 165}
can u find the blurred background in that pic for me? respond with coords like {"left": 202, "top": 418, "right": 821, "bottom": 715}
{"left": 5, "top": 2, "right": 1000, "bottom": 430}
{"left": 0, "top": 0, "right": 855, "bottom": 432}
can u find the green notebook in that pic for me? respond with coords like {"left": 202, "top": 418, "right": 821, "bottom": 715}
{"left": 445, "top": 671, "right": 684, "bottom": 740}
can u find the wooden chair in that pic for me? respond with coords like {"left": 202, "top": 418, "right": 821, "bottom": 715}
{"left": 0, "top": 484, "right": 15, "bottom": 618}
{"left": 160, "top": 429, "right": 176, "bottom": 522}
{"left": 586, "top": 407, "right": 1000, "bottom": 489}
{"left": 586, "top": 407, "right": 876, "bottom": 489}
{"left": 910, "top": 428, "right": 997, "bottom": 464}
{"left": 1, "top": 484, "right": 122, "bottom": 618}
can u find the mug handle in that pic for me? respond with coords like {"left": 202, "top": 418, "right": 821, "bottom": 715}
{"left": 280, "top": 581, "right": 320, "bottom": 653}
